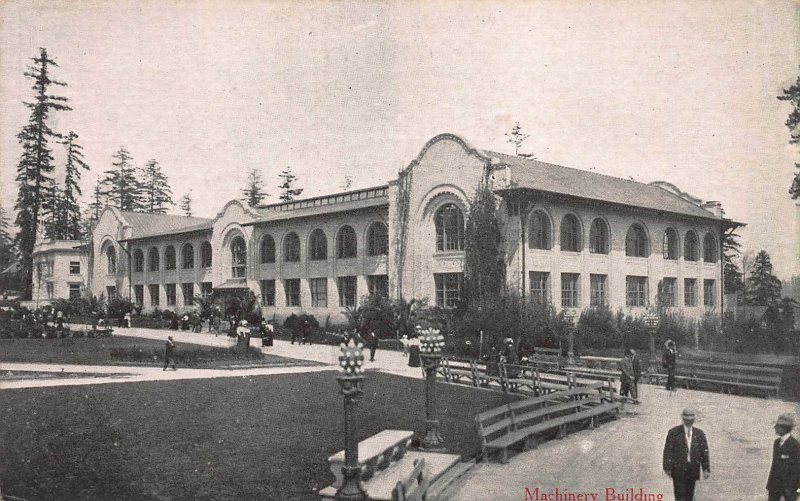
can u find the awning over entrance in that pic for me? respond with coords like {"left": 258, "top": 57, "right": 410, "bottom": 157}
{"left": 214, "top": 279, "right": 249, "bottom": 291}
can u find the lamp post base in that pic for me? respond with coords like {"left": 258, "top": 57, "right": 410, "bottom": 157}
{"left": 336, "top": 465, "right": 367, "bottom": 500}
{"left": 421, "top": 419, "right": 444, "bottom": 450}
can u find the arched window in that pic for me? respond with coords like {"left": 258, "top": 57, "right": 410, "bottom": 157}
{"left": 589, "top": 218, "right": 609, "bottom": 254}
{"left": 283, "top": 232, "right": 301, "bottom": 262}
{"left": 231, "top": 236, "right": 247, "bottom": 278}
{"left": 309, "top": 229, "right": 328, "bottom": 260}
{"left": 181, "top": 244, "right": 194, "bottom": 269}
{"left": 200, "top": 241, "right": 212, "bottom": 268}
{"left": 260, "top": 235, "right": 276, "bottom": 264}
{"left": 434, "top": 204, "right": 464, "bottom": 251}
{"left": 367, "top": 222, "right": 389, "bottom": 256}
{"left": 164, "top": 246, "right": 176, "bottom": 270}
{"left": 528, "top": 211, "right": 551, "bottom": 250}
{"left": 684, "top": 231, "right": 699, "bottom": 261}
{"left": 703, "top": 233, "right": 718, "bottom": 263}
{"left": 560, "top": 214, "right": 582, "bottom": 252}
{"left": 148, "top": 247, "right": 160, "bottom": 272}
{"left": 663, "top": 228, "right": 679, "bottom": 260}
{"left": 133, "top": 249, "right": 144, "bottom": 272}
{"left": 106, "top": 246, "right": 117, "bottom": 274}
{"left": 625, "top": 224, "right": 649, "bottom": 257}
{"left": 337, "top": 225, "right": 358, "bottom": 258}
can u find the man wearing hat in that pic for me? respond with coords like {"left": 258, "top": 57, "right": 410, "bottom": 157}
{"left": 767, "top": 413, "right": 800, "bottom": 501}
{"left": 663, "top": 408, "right": 710, "bottom": 500}
{"left": 163, "top": 336, "right": 177, "bottom": 371}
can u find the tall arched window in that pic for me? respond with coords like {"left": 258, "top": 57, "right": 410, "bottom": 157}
{"left": 560, "top": 214, "right": 582, "bottom": 252}
{"left": 703, "top": 233, "right": 718, "bottom": 263}
{"left": 164, "top": 246, "right": 177, "bottom": 270}
{"left": 260, "top": 235, "right": 276, "bottom": 264}
{"left": 200, "top": 241, "right": 212, "bottom": 268}
{"left": 148, "top": 247, "right": 160, "bottom": 272}
{"left": 337, "top": 225, "right": 358, "bottom": 258}
{"left": 589, "top": 218, "right": 609, "bottom": 254}
{"left": 625, "top": 224, "right": 649, "bottom": 257}
{"left": 181, "top": 244, "right": 194, "bottom": 269}
{"left": 663, "top": 228, "right": 679, "bottom": 260}
{"left": 367, "top": 222, "right": 389, "bottom": 256}
{"left": 528, "top": 211, "right": 551, "bottom": 250}
{"left": 133, "top": 249, "right": 144, "bottom": 272}
{"left": 106, "top": 246, "right": 117, "bottom": 274}
{"left": 309, "top": 229, "right": 328, "bottom": 260}
{"left": 231, "top": 236, "right": 247, "bottom": 278}
{"left": 435, "top": 204, "right": 464, "bottom": 251}
{"left": 283, "top": 232, "right": 301, "bottom": 262}
{"left": 684, "top": 231, "right": 699, "bottom": 261}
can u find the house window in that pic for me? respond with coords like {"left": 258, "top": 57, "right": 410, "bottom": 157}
{"left": 684, "top": 231, "right": 699, "bottom": 261}
{"left": 703, "top": 233, "right": 718, "bottom": 263}
{"left": 625, "top": 224, "right": 649, "bottom": 258}
{"left": 283, "top": 233, "right": 301, "bottom": 262}
{"left": 149, "top": 247, "right": 160, "bottom": 272}
{"left": 434, "top": 273, "right": 463, "bottom": 308}
{"left": 704, "top": 279, "right": 715, "bottom": 306}
{"left": 309, "top": 229, "right": 328, "bottom": 261}
{"left": 133, "top": 249, "right": 144, "bottom": 272}
{"left": 149, "top": 284, "right": 160, "bottom": 306}
{"left": 337, "top": 226, "right": 358, "bottom": 259}
{"left": 560, "top": 214, "right": 582, "bottom": 252}
{"left": 661, "top": 278, "right": 677, "bottom": 307}
{"left": 69, "top": 261, "right": 81, "bottom": 275}
{"left": 259, "top": 280, "right": 275, "bottom": 307}
{"left": 133, "top": 284, "right": 144, "bottom": 306}
{"left": 663, "top": 228, "right": 679, "bottom": 260}
{"left": 589, "top": 218, "right": 609, "bottom": 254}
{"left": 106, "top": 246, "right": 117, "bottom": 274}
{"left": 684, "top": 278, "right": 697, "bottom": 306}
{"left": 200, "top": 241, "right": 213, "bottom": 268}
{"left": 310, "top": 277, "right": 328, "bottom": 307}
{"left": 625, "top": 276, "right": 648, "bottom": 307}
{"left": 69, "top": 283, "right": 82, "bottom": 300}
{"left": 201, "top": 282, "right": 213, "bottom": 298}
{"left": 338, "top": 276, "right": 357, "bottom": 307}
{"left": 231, "top": 236, "right": 246, "bottom": 278}
{"left": 367, "top": 275, "right": 389, "bottom": 299}
{"left": 182, "top": 283, "right": 194, "bottom": 306}
{"left": 367, "top": 222, "right": 389, "bottom": 256}
{"left": 261, "top": 235, "right": 276, "bottom": 263}
{"left": 165, "top": 246, "right": 176, "bottom": 270}
{"left": 165, "top": 284, "right": 177, "bottom": 306}
{"left": 529, "top": 272, "right": 550, "bottom": 304}
{"left": 106, "top": 286, "right": 116, "bottom": 299}
{"left": 182, "top": 244, "right": 194, "bottom": 269}
{"left": 435, "top": 204, "right": 464, "bottom": 251}
{"left": 590, "top": 274, "right": 607, "bottom": 307}
{"left": 561, "top": 273, "right": 580, "bottom": 308}
{"left": 529, "top": 211, "right": 552, "bottom": 250}
{"left": 284, "top": 279, "right": 301, "bottom": 307}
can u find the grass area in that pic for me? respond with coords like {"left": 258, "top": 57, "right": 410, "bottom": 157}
{"left": 0, "top": 371, "right": 520, "bottom": 501}
{"left": 0, "top": 336, "right": 318, "bottom": 369}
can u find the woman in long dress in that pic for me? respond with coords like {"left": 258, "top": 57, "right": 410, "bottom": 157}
{"left": 407, "top": 334, "right": 421, "bottom": 367}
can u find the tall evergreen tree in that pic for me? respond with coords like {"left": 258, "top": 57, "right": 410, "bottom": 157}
{"left": 278, "top": 166, "right": 303, "bottom": 202}
{"left": 101, "top": 147, "right": 144, "bottom": 211}
{"left": 14, "top": 48, "right": 71, "bottom": 298}
{"left": 42, "top": 184, "right": 66, "bottom": 240}
{"left": 777, "top": 74, "right": 800, "bottom": 199}
{"left": 58, "top": 131, "right": 90, "bottom": 239}
{"left": 743, "top": 250, "right": 782, "bottom": 306}
{"left": 242, "top": 169, "right": 267, "bottom": 207}
{"left": 722, "top": 229, "right": 744, "bottom": 296}
{"left": 0, "top": 206, "right": 15, "bottom": 272}
{"left": 464, "top": 184, "right": 506, "bottom": 307}
{"left": 505, "top": 122, "right": 535, "bottom": 158}
{"left": 180, "top": 191, "right": 193, "bottom": 217}
{"left": 88, "top": 178, "right": 105, "bottom": 221}
{"left": 140, "top": 159, "right": 173, "bottom": 213}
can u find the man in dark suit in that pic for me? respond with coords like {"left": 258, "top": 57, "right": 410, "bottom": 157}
{"left": 663, "top": 408, "right": 710, "bottom": 500}
{"left": 767, "top": 413, "right": 800, "bottom": 501}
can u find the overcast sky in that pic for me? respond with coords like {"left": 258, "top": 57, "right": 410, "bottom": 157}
{"left": 1, "top": 0, "right": 798, "bottom": 279}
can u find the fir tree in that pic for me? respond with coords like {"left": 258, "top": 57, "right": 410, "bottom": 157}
{"left": 88, "top": 178, "right": 105, "bottom": 221}
{"left": 722, "top": 230, "right": 744, "bottom": 296}
{"left": 278, "top": 166, "right": 303, "bottom": 202}
{"left": 0, "top": 206, "right": 15, "bottom": 272}
{"left": 242, "top": 169, "right": 267, "bottom": 207}
{"left": 778, "top": 74, "right": 800, "bottom": 199}
{"left": 59, "top": 131, "right": 90, "bottom": 239}
{"left": 101, "top": 147, "right": 144, "bottom": 211}
{"left": 464, "top": 184, "right": 506, "bottom": 307}
{"left": 14, "top": 48, "right": 71, "bottom": 299}
{"left": 743, "top": 250, "right": 782, "bottom": 306}
{"left": 341, "top": 175, "right": 353, "bottom": 192}
{"left": 140, "top": 159, "right": 173, "bottom": 213}
{"left": 505, "top": 122, "right": 535, "bottom": 158}
{"left": 180, "top": 191, "right": 193, "bottom": 217}
{"left": 42, "top": 185, "right": 66, "bottom": 240}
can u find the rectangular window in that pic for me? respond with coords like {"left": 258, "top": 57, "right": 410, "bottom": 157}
{"left": 166, "top": 284, "right": 177, "bottom": 306}
{"left": 704, "top": 279, "right": 715, "bottom": 307}
{"left": 529, "top": 272, "right": 550, "bottom": 304}
{"left": 367, "top": 275, "right": 389, "bottom": 299}
{"left": 106, "top": 286, "right": 116, "bottom": 299}
{"left": 46, "top": 283, "right": 55, "bottom": 299}
{"left": 434, "top": 273, "right": 463, "bottom": 308}
{"left": 561, "top": 273, "right": 580, "bottom": 308}
{"left": 310, "top": 278, "right": 328, "bottom": 307}
{"left": 684, "top": 278, "right": 697, "bottom": 307}
{"left": 626, "top": 276, "right": 648, "bottom": 307}
{"left": 69, "top": 283, "right": 82, "bottom": 300}
{"left": 285, "top": 279, "right": 301, "bottom": 307}
{"left": 259, "top": 280, "right": 275, "bottom": 306}
{"left": 590, "top": 274, "right": 607, "bottom": 307}
{"left": 182, "top": 283, "right": 194, "bottom": 306}
{"left": 69, "top": 261, "right": 81, "bottom": 274}
{"left": 149, "top": 284, "right": 160, "bottom": 306}
{"left": 134, "top": 284, "right": 144, "bottom": 306}
{"left": 338, "top": 276, "right": 357, "bottom": 307}
{"left": 661, "top": 278, "right": 677, "bottom": 307}
{"left": 201, "top": 282, "right": 213, "bottom": 298}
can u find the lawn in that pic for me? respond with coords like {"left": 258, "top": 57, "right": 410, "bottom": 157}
{"left": 0, "top": 371, "right": 520, "bottom": 501}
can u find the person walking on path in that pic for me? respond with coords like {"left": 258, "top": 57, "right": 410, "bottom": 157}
{"left": 631, "top": 348, "right": 642, "bottom": 404}
{"left": 408, "top": 333, "right": 421, "bottom": 368}
{"left": 400, "top": 334, "right": 409, "bottom": 357}
{"left": 163, "top": 336, "right": 177, "bottom": 371}
{"left": 663, "top": 339, "right": 678, "bottom": 391}
{"left": 365, "top": 331, "right": 378, "bottom": 361}
{"left": 663, "top": 408, "right": 710, "bottom": 501}
{"left": 236, "top": 319, "right": 250, "bottom": 347}
{"left": 619, "top": 349, "right": 635, "bottom": 403}
{"left": 767, "top": 413, "right": 800, "bottom": 501}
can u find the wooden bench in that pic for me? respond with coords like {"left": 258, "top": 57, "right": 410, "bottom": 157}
{"left": 475, "top": 385, "right": 618, "bottom": 463}
{"left": 529, "top": 347, "right": 562, "bottom": 371}
{"left": 440, "top": 357, "right": 477, "bottom": 386}
{"left": 649, "top": 359, "right": 782, "bottom": 398}
{"left": 473, "top": 360, "right": 506, "bottom": 390}
{"left": 391, "top": 458, "right": 428, "bottom": 501}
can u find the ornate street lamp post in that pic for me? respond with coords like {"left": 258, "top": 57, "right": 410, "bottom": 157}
{"left": 643, "top": 312, "right": 660, "bottom": 359}
{"left": 563, "top": 309, "right": 579, "bottom": 365}
{"left": 335, "top": 338, "right": 367, "bottom": 500}
{"left": 419, "top": 327, "right": 445, "bottom": 450}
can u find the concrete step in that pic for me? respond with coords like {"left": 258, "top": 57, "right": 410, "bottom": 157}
{"left": 426, "top": 459, "right": 476, "bottom": 501}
